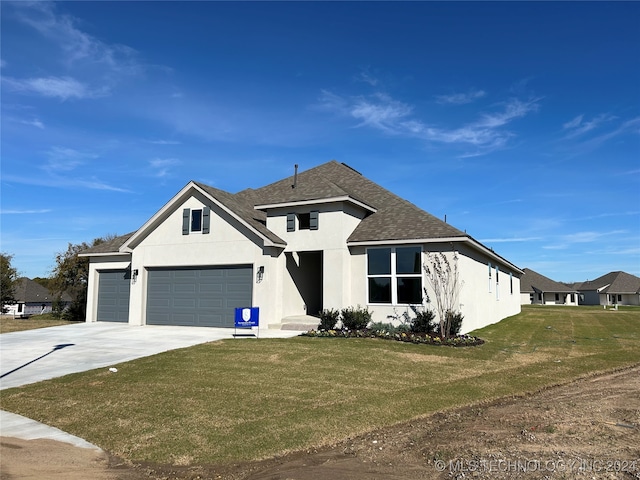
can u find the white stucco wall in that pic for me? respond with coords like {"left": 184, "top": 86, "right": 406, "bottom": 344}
{"left": 85, "top": 254, "right": 132, "bottom": 323}
{"left": 348, "top": 242, "right": 521, "bottom": 334}
{"left": 265, "top": 201, "right": 366, "bottom": 317}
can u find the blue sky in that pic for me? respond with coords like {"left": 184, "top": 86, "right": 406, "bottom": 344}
{"left": 1, "top": 1, "right": 639, "bottom": 283}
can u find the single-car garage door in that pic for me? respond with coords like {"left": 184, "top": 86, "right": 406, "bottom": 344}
{"left": 97, "top": 269, "right": 131, "bottom": 322}
{"left": 146, "top": 266, "right": 252, "bottom": 327}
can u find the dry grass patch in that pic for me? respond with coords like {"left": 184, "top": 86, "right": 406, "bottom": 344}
{"left": 0, "top": 314, "right": 79, "bottom": 333}
{"left": 1, "top": 306, "right": 639, "bottom": 466}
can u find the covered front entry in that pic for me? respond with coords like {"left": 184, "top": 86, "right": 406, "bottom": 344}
{"left": 286, "top": 251, "right": 323, "bottom": 316}
{"left": 97, "top": 269, "right": 131, "bottom": 322}
{"left": 146, "top": 266, "right": 253, "bottom": 327}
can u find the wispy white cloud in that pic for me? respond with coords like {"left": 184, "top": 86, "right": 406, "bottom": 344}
{"left": 4, "top": 2, "right": 143, "bottom": 102}
{"left": 20, "top": 117, "right": 44, "bottom": 129}
{"left": 45, "top": 146, "right": 97, "bottom": 172}
{"left": 12, "top": 1, "right": 141, "bottom": 75}
{"left": 148, "top": 139, "right": 182, "bottom": 145}
{"left": 0, "top": 209, "right": 52, "bottom": 215}
{"left": 435, "top": 89, "right": 486, "bottom": 105}
{"left": 355, "top": 68, "right": 379, "bottom": 87}
{"left": 543, "top": 229, "right": 627, "bottom": 250}
{"left": 2, "top": 172, "right": 131, "bottom": 193}
{"left": 319, "top": 90, "right": 541, "bottom": 156}
{"left": 148, "top": 158, "right": 181, "bottom": 177}
{"left": 480, "top": 236, "right": 543, "bottom": 243}
{"left": 562, "top": 113, "right": 616, "bottom": 139}
{"left": 3, "top": 75, "right": 104, "bottom": 100}
{"left": 350, "top": 93, "right": 414, "bottom": 132}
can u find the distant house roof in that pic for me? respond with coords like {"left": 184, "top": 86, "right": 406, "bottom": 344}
{"left": 79, "top": 161, "right": 522, "bottom": 272}
{"left": 13, "top": 278, "right": 72, "bottom": 303}
{"left": 520, "top": 268, "right": 577, "bottom": 294}
{"left": 577, "top": 271, "right": 640, "bottom": 294}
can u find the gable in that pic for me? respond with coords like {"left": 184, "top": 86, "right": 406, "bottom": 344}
{"left": 121, "top": 182, "right": 285, "bottom": 252}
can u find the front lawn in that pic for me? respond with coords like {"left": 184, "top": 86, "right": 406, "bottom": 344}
{"left": 0, "top": 314, "right": 80, "bottom": 333}
{"left": 1, "top": 305, "right": 639, "bottom": 466}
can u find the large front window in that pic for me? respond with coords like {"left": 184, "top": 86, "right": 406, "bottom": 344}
{"left": 367, "top": 246, "right": 422, "bottom": 304}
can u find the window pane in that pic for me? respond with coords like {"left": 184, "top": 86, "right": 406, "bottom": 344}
{"left": 368, "top": 277, "right": 391, "bottom": 303}
{"left": 191, "top": 209, "right": 202, "bottom": 232}
{"left": 397, "top": 277, "right": 422, "bottom": 304}
{"left": 367, "top": 248, "right": 391, "bottom": 275}
{"left": 298, "top": 212, "right": 310, "bottom": 230}
{"left": 396, "top": 246, "right": 421, "bottom": 274}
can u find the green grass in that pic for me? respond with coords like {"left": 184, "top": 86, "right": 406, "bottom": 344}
{"left": 0, "top": 314, "right": 80, "bottom": 333}
{"left": 1, "top": 305, "right": 639, "bottom": 466}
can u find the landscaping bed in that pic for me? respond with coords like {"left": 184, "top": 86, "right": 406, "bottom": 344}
{"left": 302, "top": 328, "right": 484, "bottom": 347}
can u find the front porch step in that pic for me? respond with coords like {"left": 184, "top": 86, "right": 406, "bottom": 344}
{"left": 269, "top": 315, "right": 320, "bottom": 331}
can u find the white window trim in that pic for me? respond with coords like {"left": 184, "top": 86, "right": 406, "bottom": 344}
{"left": 366, "top": 246, "right": 423, "bottom": 306}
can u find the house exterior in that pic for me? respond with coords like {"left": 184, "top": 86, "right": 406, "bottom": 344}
{"left": 81, "top": 161, "right": 522, "bottom": 334}
{"left": 519, "top": 268, "right": 579, "bottom": 305}
{"left": 3, "top": 278, "right": 71, "bottom": 317}
{"left": 576, "top": 271, "right": 640, "bottom": 306}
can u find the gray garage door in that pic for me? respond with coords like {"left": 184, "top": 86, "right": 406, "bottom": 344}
{"left": 146, "top": 266, "right": 252, "bottom": 327}
{"left": 97, "top": 269, "right": 131, "bottom": 322}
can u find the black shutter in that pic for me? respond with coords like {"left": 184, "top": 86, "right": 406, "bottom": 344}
{"left": 287, "top": 213, "right": 295, "bottom": 232}
{"left": 182, "top": 208, "right": 190, "bottom": 235}
{"left": 202, "top": 207, "right": 211, "bottom": 234}
{"left": 310, "top": 210, "right": 319, "bottom": 230}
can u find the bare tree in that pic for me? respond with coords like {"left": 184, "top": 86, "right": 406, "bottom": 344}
{"left": 422, "top": 250, "right": 463, "bottom": 337}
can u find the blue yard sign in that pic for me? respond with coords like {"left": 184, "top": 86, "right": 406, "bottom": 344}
{"left": 234, "top": 307, "right": 259, "bottom": 328}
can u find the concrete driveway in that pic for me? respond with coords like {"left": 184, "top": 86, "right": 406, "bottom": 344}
{"left": 0, "top": 322, "right": 302, "bottom": 390}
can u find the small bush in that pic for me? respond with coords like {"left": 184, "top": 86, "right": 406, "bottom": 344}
{"left": 411, "top": 310, "right": 437, "bottom": 334}
{"left": 446, "top": 310, "right": 464, "bottom": 337}
{"left": 341, "top": 305, "right": 372, "bottom": 330}
{"left": 369, "top": 322, "right": 397, "bottom": 334}
{"left": 318, "top": 309, "right": 340, "bottom": 330}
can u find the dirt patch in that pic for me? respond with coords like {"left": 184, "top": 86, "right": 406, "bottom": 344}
{"left": 2, "top": 366, "right": 639, "bottom": 480}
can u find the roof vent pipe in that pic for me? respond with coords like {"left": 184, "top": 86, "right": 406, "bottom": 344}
{"left": 292, "top": 164, "right": 298, "bottom": 189}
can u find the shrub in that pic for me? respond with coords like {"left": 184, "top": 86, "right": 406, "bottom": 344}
{"left": 340, "top": 305, "right": 372, "bottom": 330}
{"left": 369, "top": 322, "right": 397, "bottom": 334}
{"left": 446, "top": 310, "right": 464, "bottom": 337}
{"left": 410, "top": 309, "right": 437, "bottom": 334}
{"left": 318, "top": 309, "right": 340, "bottom": 330}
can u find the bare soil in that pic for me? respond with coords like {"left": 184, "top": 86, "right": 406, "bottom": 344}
{"left": 2, "top": 366, "right": 639, "bottom": 480}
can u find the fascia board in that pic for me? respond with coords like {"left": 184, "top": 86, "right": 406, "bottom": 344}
{"left": 120, "top": 181, "right": 196, "bottom": 251}
{"left": 348, "top": 236, "right": 524, "bottom": 274}
{"left": 255, "top": 196, "right": 377, "bottom": 213}
{"left": 78, "top": 252, "right": 131, "bottom": 258}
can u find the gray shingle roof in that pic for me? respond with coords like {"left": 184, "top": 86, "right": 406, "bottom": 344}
{"left": 13, "top": 278, "right": 72, "bottom": 303}
{"left": 520, "top": 268, "right": 577, "bottom": 294}
{"left": 81, "top": 232, "right": 135, "bottom": 255}
{"left": 82, "top": 161, "right": 511, "bottom": 261}
{"left": 578, "top": 271, "right": 640, "bottom": 294}
{"left": 247, "top": 160, "right": 466, "bottom": 242}
{"left": 194, "top": 182, "right": 285, "bottom": 245}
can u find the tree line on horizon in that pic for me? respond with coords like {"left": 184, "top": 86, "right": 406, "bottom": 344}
{"left": 1, "top": 235, "right": 117, "bottom": 321}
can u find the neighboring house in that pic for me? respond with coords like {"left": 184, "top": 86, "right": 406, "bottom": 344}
{"left": 519, "top": 268, "right": 578, "bottom": 305}
{"left": 81, "top": 161, "right": 522, "bottom": 333}
{"left": 3, "top": 278, "right": 71, "bottom": 317}
{"left": 576, "top": 271, "right": 640, "bottom": 306}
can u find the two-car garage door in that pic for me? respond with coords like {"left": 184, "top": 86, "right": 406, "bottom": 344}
{"left": 146, "top": 266, "right": 253, "bottom": 327}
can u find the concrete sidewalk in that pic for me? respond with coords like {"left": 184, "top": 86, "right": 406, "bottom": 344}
{"left": 0, "top": 322, "right": 304, "bottom": 449}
